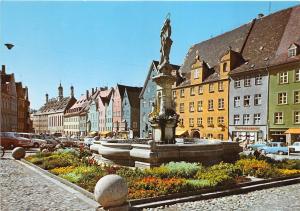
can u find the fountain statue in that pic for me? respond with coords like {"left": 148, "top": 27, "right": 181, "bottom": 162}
{"left": 149, "top": 15, "right": 179, "bottom": 144}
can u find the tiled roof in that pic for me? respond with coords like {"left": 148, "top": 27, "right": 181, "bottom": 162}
{"left": 179, "top": 22, "right": 252, "bottom": 74}
{"left": 230, "top": 6, "right": 295, "bottom": 75}
{"left": 39, "top": 96, "right": 73, "bottom": 114}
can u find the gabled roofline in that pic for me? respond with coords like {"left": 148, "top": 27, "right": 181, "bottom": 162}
{"left": 139, "top": 60, "right": 159, "bottom": 99}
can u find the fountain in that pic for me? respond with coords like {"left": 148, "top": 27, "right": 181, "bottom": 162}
{"left": 93, "top": 16, "right": 242, "bottom": 168}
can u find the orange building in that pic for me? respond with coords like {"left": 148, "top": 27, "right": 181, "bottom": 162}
{"left": 173, "top": 45, "right": 245, "bottom": 140}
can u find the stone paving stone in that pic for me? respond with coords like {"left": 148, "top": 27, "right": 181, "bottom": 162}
{"left": 0, "top": 158, "right": 95, "bottom": 211}
{"left": 148, "top": 183, "right": 300, "bottom": 211}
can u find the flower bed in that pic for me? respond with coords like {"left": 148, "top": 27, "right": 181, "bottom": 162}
{"left": 25, "top": 149, "right": 300, "bottom": 200}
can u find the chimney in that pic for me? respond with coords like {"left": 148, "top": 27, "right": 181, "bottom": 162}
{"left": 25, "top": 86, "right": 28, "bottom": 100}
{"left": 92, "top": 88, "right": 95, "bottom": 95}
{"left": 70, "top": 85, "right": 74, "bottom": 98}
{"left": 1, "top": 65, "right": 5, "bottom": 74}
{"left": 86, "top": 90, "right": 89, "bottom": 99}
{"left": 46, "top": 93, "right": 49, "bottom": 103}
{"left": 257, "top": 13, "right": 264, "bottom": 19}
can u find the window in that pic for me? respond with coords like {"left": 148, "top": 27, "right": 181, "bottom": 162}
{"left": 194, "top": 69, "right": 199, "bottom": 79}
{"left": 218, "top": 98, "right": 224, "bottom": 110}
{"left": 218, "top": 81, "right": 224, "bottom": 91}
{"left": 180, "top": 89, "right": 185, "bottom": 98}
{"left": 218, "top": 117, "right": 224, "bottom": 125}
{"left": 208, "top": 99, "right": 214, "bottom": 111}
{"left": 190, "top": 87, "right": 195, "bottom": 96}
{"left": 254, "top": 113, "right": 261, "bottom": 125}
{"left": 197, "top": 117, "right": 203, "bottom": 126}
{"left": 234, "top": 96, "right": 240, "bottom": 107}
{"left": 295, "top": 69, "right": 300, "bottom": 82}
{"left": 218, "top": 134, "right": 224, "bottom": 140}
{"left": 179, "top": 103, "right": 184, "bottom": 113}
{"left": 209, "top": 83, "right": 214, "bottom": 92}
{"left": 207, "top": 117, "right": 213, "bottom": 126}
{"left": 244, "top": 76, "right": 251, "bottom": 87}
{"left": 197, "top": 101, "right": 203, "bottom": 112}
{"left": 234, "top": 115, "right": 240, "bottom": 125}
{"left": 189, "top": 102, "right": 195, "bottom": 112}
{"left": 288, "top": 48, "right": 297, "bottom": 57}
{"left": 243, "top": 114, "right": 250, "bottom": 125}
{"left": 223, "top": 63, "right": 228, "bottom": 72}
{"left": 279, "top": 72, "right": 288, "bottom": 84}
{"left": 278, "top": 92, "right": 287, "bottom": 104}
{"left": 244, "top": 95, "right": 250, "bottom": 107}
{"left": 295, "top": 91, "right": 300, "bottom": 104}
{"left": 207, "top": 133, "right": 213, "bottom": 139}
{"left": 274, "top": 112, "right": 283, "bottom": 124}
{"left": 254, "top": 94, "right": 262, "bottom": 105}
{"left": 234, "top": 79, "right": 241, "bottom": 88}
{"left": 255, "top": 75, "right": 262, "bottom": 85}
{"left": 172, "top": 90, "right": 177, "bottom": 99}
{"left": 295, "top": 111, "right": 300, "bottom": 124}
{"left": 198, "top": 85, "right": 203, "bottom": 94}
{"left": 189, "top": 118, "right": 194, "bottom": 127}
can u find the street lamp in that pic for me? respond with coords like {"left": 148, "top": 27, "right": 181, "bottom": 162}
{"left": 4, "top": 43, "right": 14, "bottom": 50}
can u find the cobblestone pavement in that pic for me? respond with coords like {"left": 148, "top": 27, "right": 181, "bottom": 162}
{"left": 148, "top": 183, "right": 300, "bottom": 211}
{"left": 0, "top": 156, "right": 95, "bottom": 211}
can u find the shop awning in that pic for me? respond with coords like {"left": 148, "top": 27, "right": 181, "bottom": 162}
{"left": 89, "top": 131, "right": 98, "bottom": 135}
{"left": 285, "top": 128, "right": 300, "bottom": 134}
{"left": 99, "top": 131, "right": 112, "bottom": 135}
{"left": 176, "top": 129, "right": 188, "bottom": 136}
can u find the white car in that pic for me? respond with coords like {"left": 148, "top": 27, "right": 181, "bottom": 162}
{"left": 289, "top": 142, "right": 300, "bottom": 153}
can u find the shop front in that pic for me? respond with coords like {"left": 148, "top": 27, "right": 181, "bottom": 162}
{"left": 230, "top": 126, "right": 267, "bottom": 143}
{"left": 269, "top": 129, "right": 287, "bottom": 142}
{"left": 285, "top": 128, "right": 300, "bottom": 145}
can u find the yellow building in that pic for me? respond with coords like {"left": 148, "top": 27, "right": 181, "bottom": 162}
{"left": 173, "top": 49, "right": 244, "bottom": 140}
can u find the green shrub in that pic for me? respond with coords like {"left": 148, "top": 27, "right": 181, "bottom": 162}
{"left": 164, "top": 162, "right": 203, "bottom": 178}
{"left": 275, "top": 159, "right": 300, "bottom": 170}
{"left": 186, "top": 179, "right": 213, "bottom": 189}
{"left": 61, "top": 172, "right": 82, "bottom": 183}
{"left": 144, "top": 166, "right": 170, "bottom": 178}
{"left": 196, "top": 170, "right": 236, "bottom": 187}
{"left": 209, "top": 162, "right": 242, "bottom": 178}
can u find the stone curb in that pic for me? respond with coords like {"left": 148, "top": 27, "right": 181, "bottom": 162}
{"left": 130, "top": 176, "right": 300, "bottom": 209}
{"left": 19, "top": 159, "right": 99, "bottom": 208}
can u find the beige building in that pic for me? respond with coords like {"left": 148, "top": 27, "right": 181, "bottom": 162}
{"left": 32, "top": 84, "right": 76, "bottom": 134}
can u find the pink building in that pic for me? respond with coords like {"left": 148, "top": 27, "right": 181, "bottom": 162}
{"left": 112, "top": 84, "right": 127, "bottom": 132}
{"left": 98, "top": 87, "right": 113, "bottom": 133}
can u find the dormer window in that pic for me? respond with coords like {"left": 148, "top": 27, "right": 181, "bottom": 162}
{"left": 288, "top": 44, "right": 298, "bottom": 58}
{"left": 223, "top": 62, "right": 228, "bottom": 72}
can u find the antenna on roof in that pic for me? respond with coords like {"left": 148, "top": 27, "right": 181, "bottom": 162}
{"left": 268, "top": 2, "right": 272, "bottom": 14}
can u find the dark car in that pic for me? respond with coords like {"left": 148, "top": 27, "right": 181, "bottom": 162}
{"left": 40, "top": 139, "right": 60, "bottom": 152}
{"left": 0, "top": 132, "right": 32, "bottom": 149}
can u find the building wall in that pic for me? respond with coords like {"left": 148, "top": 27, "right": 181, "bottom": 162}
{"left": 48, "top": 112, "right": 64, "bottom": 134}
{"left": 98, "top": 97, "right": 106, "bottom": 132}
{"left": 229, "top": 72, "right": 269, "bottom": 142}
{"left": 106, "top": 98, "right": 113, "bottom": 132}
{"left": 87, "top": 100, "right": 99, "bottom": 132}
{"left": 269, "top": 63, "right": 300, "bottom": 141}
{"left": 140, "top": 67, "right": 158, "bottom": 138}
{"left": 79, "top": 114, "right": 87, "bottom": 136}
{"left": 122, "top": 92, "right": 131, "bottom": 130}
{"left": 64, "top": 115, "right": 80, "bottom": 135}
{"left": 112, "top": 87, "right": 122, "bottom": 132}
{"left": 174, "top": 80, "right": 229, "bottom": 140}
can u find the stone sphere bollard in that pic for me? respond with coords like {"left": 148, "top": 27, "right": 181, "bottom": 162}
{"left": 12, "top": 147, "right": 26, "bottom": 160}
{"left": 94, "top": 174, "right": 128, "bottom": 209}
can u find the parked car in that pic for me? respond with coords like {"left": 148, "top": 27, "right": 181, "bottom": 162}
{"left": 288, "top": 142, "right": 300, "bottom": 153}
{"left": 247, "top": 142, "right": 267, "bottom": 151}
{"left": 40, "top": 139, "right": 60, "bottom": 152}
{"left": 258, "top": 142, "right": 288, "bottom": 155}
{"left": 57, "top": 137, "right": 76, "bottom": 147}
{"left": 17, "top": 133, "right": 47, "bottom": 148}
{"left": 0, "top": 132, "right": 32, "bottom": 149}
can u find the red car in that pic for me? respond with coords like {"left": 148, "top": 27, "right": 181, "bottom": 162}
{"left": 0, "top": 132, "right": 32, "bottom": 149}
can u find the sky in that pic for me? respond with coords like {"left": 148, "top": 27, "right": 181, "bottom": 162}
{"left": 0, "top": 1, "right": 299, "bottom": 109}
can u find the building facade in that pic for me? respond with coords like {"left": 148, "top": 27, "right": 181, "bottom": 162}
{"left": 98, "top": 88, "right": 113, "bottom": 133}
{"left": 121, "top": 87, "right": 142, "bottom": 137}
{"left": 1, "top": 65, "right": 31, "bottom": 132}
{"left": 139, "top": 61, "right": 160, "bottom": 138}
{"left": 33, "top": 84, "right": 76, "bottom": 134}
